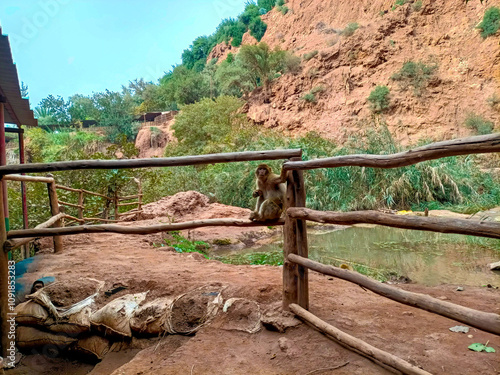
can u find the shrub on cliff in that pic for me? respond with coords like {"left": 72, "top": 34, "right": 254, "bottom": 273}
{"left": 477, "top": 7, "right": 500, "bottom": 38}
{"left": 368, "top": 86, "right": 390, "bottom": 113}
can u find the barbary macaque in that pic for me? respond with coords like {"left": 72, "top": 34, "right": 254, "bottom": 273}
{"left": 249, "top": 164, "right": 286, "bottom": 221}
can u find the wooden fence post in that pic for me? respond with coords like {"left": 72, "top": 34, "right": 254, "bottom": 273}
{"left": 78, "top": 190, "right": 84, "bottom": 225}
{"left": 114, "top": 191, "right": 120, "bottom": 221}
{"left": 283, "top": 156, "right": 309, "bottom": 310}
{"left": 294, "top": 165, "right": 309, "bottom": 310}
{"left": 0, "top": 181, "right": 9, "bottom": 358}
{"left": 136, "top": 179, "right": 143, "bottom": 212}
{"left": 46, "top": 177, "right": 63, "bottom": 253}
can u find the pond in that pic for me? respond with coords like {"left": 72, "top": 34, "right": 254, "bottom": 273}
{"left": 214, "top": 225, "right": 500, "bottom": 287}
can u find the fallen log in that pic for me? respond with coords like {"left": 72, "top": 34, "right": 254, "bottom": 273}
{"left": 290, "top": 304, "right": 433, "bottom": 375}
{"left": 287, "top": 208, "right": 500, "bottom": 239}
{"left": 288, "top": 254, "right": 500, "bottom": 335}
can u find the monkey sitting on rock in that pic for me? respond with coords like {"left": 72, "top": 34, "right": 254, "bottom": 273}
{"left": 249, "top": 164, "right": 286, "bottom": 222}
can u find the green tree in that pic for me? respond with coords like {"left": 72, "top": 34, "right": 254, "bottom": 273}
{"left": 238, "top": 43, "right": 297, "bottom": 92}
{"left": 93, "top": 90, "right": 136, "bottom": 141}
{"left": 172, "top": 96, "right": 247, "bottom": 154}
{"left": 33, "top": 106, "right": 55, "bottom": 126}
{"left": 37, "top": 95, "right": 71, "bottom": 124}
{"left": 215, "top": 58, "right": 256, "bottom": 97}
{"left": 21, "top": 82, "right": 29, "bottom": 99}
{"left": 239, "top": 3, "right": 260, "bottom": 25}
{"left": 249, "top": 17, "right": 268, "bottom": 41}
{"left": 257, "top": 0, "right": 275, "bottom": 12}
{"left": 68, "top": 94, "right": 100, "bottom": 123}
{"left": 160, "top": 65, "right": 210, "bottom": 105}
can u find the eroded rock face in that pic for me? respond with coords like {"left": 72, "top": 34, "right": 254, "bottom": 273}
{"left": 212, "top": 0, "right": 499, "bottom": 145}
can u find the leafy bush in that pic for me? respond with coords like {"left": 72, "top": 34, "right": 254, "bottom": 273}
{"left": 171, "top": 96, "right": 248, "bottom": 154}
{"left": 301, "top": 93, "right": 317, "bottom": 103}
{"left": 276, "top": 0, "right": 285, "bottom": 6}
{"left": 249, "top": 17, "right": 268, "bottom": 41}
{"left": 368, "top": 86, "right": 390, "bottom": 113}
{"left": 477, "top": 7, "right": 500, "bottom": 38}
{"left": 240, "top": 4, "right": 261, "bottom": 25}
{"left": 391, "top": 61, "right": 438, "bottom": 96}
{"left": 303, "top": 50, "right": 318, "bottom": 61}
{"left": 487, "top": 93, "right": 500, "bottom": 111}
{"left": 464, "top": 113, "right": 495, "bottom": 135}
{"left": 258, "top": 0, "right": 275, "bottom": 12}
{"left": 341, "top": 22, "right": 359, "bottom": 37}
{"left": 277, "top": 5, "right": 289, "bottom": 14}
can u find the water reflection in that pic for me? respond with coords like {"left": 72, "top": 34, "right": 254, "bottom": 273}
{"left": 308, "top": 226, "right": 500, "bottom": 286}
{"left": 215, "top": 226, "right": 500, "bottom": 286}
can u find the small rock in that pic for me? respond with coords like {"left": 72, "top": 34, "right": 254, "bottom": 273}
{"left": 261, "top": 304, "right": 301, "bottom": 333}
{"left": 468, "top": 335, "right": 474, "bottom": 339}
{"left": 449, "top": 325, "right": 469, "bottom": 333}
{"left": 438, "top": 296, "right": 448, "bottom": 300}
{"left": 278, "top": 337, "right": 290, "bottom": 351}
{"left": 402, "top": 311, "right": 414, "bottom": 317}
{"left": 456, "top": 286, "right": 464, "bottom": 291}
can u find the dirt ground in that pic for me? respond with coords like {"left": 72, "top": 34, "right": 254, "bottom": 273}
{"left": 7, "top": 192, "right": 500, "bottom": 375}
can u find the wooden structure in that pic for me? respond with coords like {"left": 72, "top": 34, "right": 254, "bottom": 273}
{"left": 1, "top": 135, "right": 500, "bottom": 373}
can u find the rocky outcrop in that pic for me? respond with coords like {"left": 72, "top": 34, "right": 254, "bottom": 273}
{"left": 220, "top": 0, "right": 500, "bottom": 144}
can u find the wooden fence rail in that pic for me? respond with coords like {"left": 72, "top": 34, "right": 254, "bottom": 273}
{"left": 0, "top": 149, "right": 302, "bottom": 176}
{"left": 287, "top": 208, "right": 500, "bottom": 239}
{"left": 283, "top": 133, "right": 500, "bottom": 171}
{"left": 6, "top": 218, "right": 284, "bottom": 239}
{"left": 290, "top": 304, "right": 432, "bottom": 375}
{"left": 288, "top": 254, "right": 500, "bottom": 335}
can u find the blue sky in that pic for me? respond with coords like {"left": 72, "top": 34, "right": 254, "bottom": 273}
{"left": 0, "top": 0, "right": 245, "bottom": 108}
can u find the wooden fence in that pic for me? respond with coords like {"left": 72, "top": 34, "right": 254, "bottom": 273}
{"left": 0, "top": 135, "right": 500, "bottom": 373}
{"left": 1, "top": 175, "right": 143, "bottom": 253}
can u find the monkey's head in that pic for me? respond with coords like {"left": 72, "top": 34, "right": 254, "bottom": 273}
{"left": 30, "top": 280, "right": 44, "bottom": 294}
{"left": 256, "top": 164, "right": 271, "bottom": 179}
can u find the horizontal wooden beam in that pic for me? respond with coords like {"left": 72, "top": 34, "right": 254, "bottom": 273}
{"left": 288, "top": 254, "right": 500, "bottom": 335}
{"left": 4, "top": 212, "right": 66, "bottom": 252}
{"left": 118, "top": 194, "right": 142, "bottom": 200}
{"left": 3, "top": 174, "right": 54, "bottom": 183}
{"left": 55, "top": 184, "right": 82, "bottom": 193}
{"left": 287, "top": 208, "right": 500, "bottom": 239}
{"left": 283, "top": 133, "right": 500, "bottom": 170}
{"left": 290, "top": 304, "right": 432, "bottom": 375}
{"left": 6, "top": 218, "right": 284, "bottom": 238}
{"left": 117, "top": 202, "right": 138, "bottom": 207}
{"left": 58, "top": 200, "right": 84, "bottom": 209}
{"left": 0, "top": 149, "right": 302, "bottom": 176}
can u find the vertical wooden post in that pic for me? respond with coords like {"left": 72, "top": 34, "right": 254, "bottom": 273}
{"left": 46, "top": 179, "right": 63, "bottom": 253}
{"left": 0, "top": 179, "right": 9, "bottom": 358}
{"left": 78, "top": 190, "right": 84, "bottom": 225}
{"left": 283, "top": 164, "right": 298, "bottom": 310}
{"left": 18, "top": 128, "right": 29, "bottom": 259}
{"left": 114, "top": 192, "right": 120, "bottom": 221}
{"left": 137, "top": 179, "right": 142, "bottom": 212}
{"left": 294, "top": 166, "right": 309, "bottom": 310}
{"left": 282, "top": 157, "right": 309, "bottom": 311}
{"left": 0, "top": 103, "right": 9, "bottom": 233}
